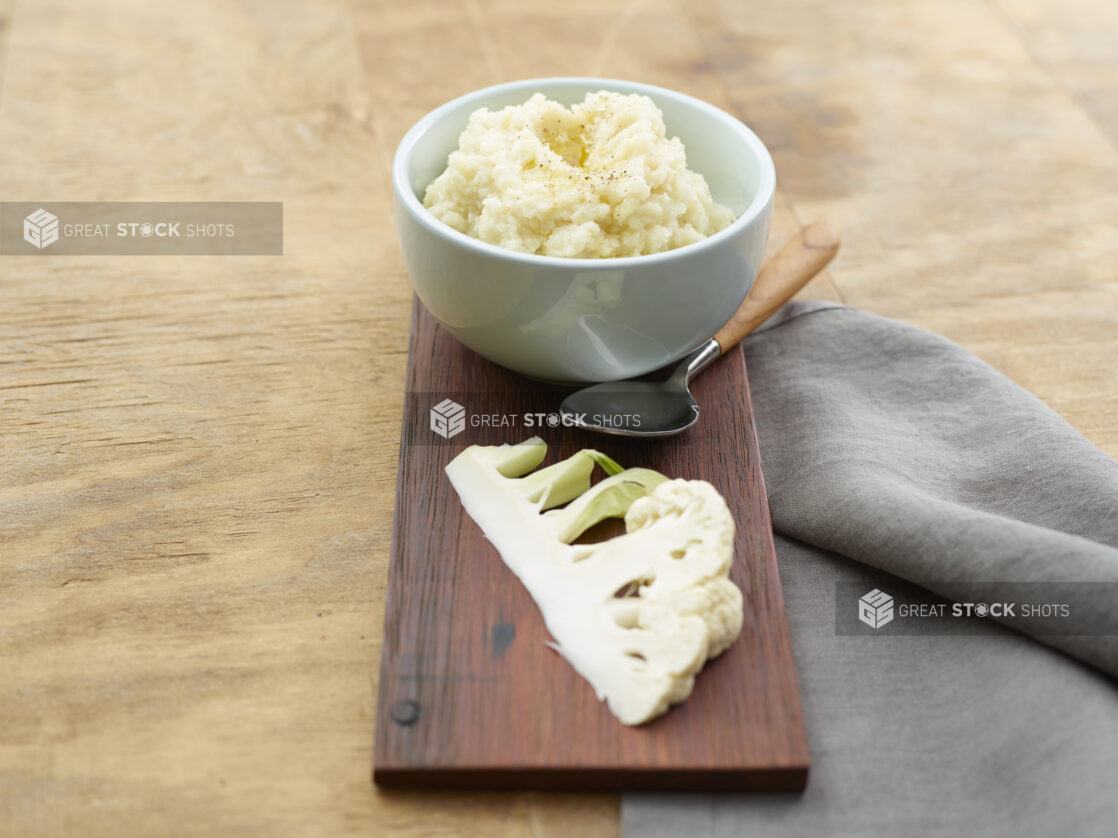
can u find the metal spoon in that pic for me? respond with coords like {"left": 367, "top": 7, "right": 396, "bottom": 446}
{"left": 560, "top": 223, "right": 840, "bottom": 438}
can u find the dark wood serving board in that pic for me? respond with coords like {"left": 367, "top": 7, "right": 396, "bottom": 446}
{"left": 373, "top": 299, "right": 809, "bottom": 792}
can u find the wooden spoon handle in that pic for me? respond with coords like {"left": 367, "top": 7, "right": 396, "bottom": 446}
{"left": 712, "top": 222, "right": 841, "bottom": 354}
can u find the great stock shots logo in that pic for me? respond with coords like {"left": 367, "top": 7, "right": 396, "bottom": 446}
{"left": 23, "top": 208, "right": 59, "bottom": 249}
{"left": 430, "top": 399, "right": 466, "bottom": 439}
{"left": 420, "top": 392, "right": 644, "bottom": 443}
{"left": 2, "top": 202, "right": 283, "bottom": 254}
{"left": 837, "top": 581, "right": 1112, "bottom": 636}
{"left": 858, "top": 588, "right": 895, "bottom": 629}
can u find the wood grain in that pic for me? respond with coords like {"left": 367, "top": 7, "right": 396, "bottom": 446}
{"left": 374, "top": 302, "right": 808, "bottom": 791}
{"left": 1, "top": 0, "right": 1116, "bottom": 835}
{"left": 686, "top": 0, "right": 1118, "bottom": 460}
{"left": 991, "top": 0, "right": 1118, "bottom": 146}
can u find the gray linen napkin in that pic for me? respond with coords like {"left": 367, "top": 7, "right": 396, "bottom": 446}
{"left": 622, "top": 302, "right": 1118, "bottom": 838}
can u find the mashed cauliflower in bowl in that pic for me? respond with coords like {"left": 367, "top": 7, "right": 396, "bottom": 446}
{"left": 392, "top": 78, "right": 775, "bottom": 383}
{"left": 422, "top": 91, "right": 736, "bottom": 259}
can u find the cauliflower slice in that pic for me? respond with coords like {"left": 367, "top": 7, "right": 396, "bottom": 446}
{"left": 445, "top": 437, "right": 743, "bottom": 725}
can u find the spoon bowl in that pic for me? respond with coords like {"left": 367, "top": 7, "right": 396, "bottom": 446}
{"left": 560, "top": 341, "right": 720, "bottom": 436}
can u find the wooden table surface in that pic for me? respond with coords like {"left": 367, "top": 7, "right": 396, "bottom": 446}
{"left": 1, "top": 1, "right": 1115, "bottom": 836}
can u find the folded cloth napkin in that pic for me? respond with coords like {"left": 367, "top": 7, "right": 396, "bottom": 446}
{"left": 623, "top": 302, "right": 1118, "bottom": 838}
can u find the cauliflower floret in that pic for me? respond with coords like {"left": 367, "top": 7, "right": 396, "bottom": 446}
{"left": 622, "top": 480, "right": 742, "bottom": 655}
{"left": 664, "top": 576, "right": 744, "bottom": 658}
{"left": 446, "top": 441, "right": 745, "bottom": 726}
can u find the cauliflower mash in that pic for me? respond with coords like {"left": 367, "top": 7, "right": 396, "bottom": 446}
{"left": 422, "top": 91, "right": 735, "bottom": 259}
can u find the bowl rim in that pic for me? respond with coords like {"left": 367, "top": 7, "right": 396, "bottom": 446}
{"left": 392, "top": 76, "right": 776, "bottom": 268}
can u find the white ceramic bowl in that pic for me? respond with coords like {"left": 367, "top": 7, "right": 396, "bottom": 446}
{"left": 392, "top": 77, "right": 775, "bottom": 383}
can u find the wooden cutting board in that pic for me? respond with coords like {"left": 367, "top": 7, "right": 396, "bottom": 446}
{"left": 373, "top": 299, "right": 809, "bottom": 792}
